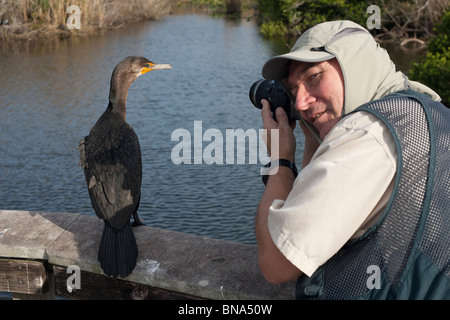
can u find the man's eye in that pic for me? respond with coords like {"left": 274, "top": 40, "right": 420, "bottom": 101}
{"left": 309, "top": 72, "right": 321, "bottom": 81}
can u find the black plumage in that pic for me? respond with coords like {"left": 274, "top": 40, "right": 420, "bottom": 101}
{"left": 78, "top": 56, "right": 171, "bottom": 278}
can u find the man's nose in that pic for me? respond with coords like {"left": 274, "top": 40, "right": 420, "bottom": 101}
{"left": 295, "top": 84, "right": 316, "bottom": 111}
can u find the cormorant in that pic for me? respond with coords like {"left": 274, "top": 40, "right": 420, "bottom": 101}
{"left": 78, "top": 56, "right": 171, "bottom": 278}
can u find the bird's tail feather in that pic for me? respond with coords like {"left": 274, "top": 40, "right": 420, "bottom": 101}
{"left": 98, "top": 220, "right": 138, "bottom": 278}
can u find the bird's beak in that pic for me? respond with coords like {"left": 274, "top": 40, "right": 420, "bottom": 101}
{"left": 141, "top": 63, "right": 172, "bottom": 75}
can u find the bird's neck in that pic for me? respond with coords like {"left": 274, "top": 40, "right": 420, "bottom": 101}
{"left": 108, "top": 73, "right": 135, "bottom": 121}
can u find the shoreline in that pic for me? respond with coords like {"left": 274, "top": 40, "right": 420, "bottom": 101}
{"left": 0, "top": 1, "right": 256, "bottom": 44}
{"left": 1, "top": 0, "right": 442, "bottom": 46}
{"left": 0, "top": 2, "right": 175, "bottom": 43}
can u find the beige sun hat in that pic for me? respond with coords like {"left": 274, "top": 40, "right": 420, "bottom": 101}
{"left": 261, "top": 20, "right": 348, "bottom": 80}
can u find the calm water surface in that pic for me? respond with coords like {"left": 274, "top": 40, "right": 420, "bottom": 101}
{"left": 0, "top": 14, "right": 290, "bottom": 245}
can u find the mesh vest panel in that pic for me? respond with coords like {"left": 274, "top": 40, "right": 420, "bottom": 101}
{"left": 296, "top": 91, "right": 449, "bottom": 300}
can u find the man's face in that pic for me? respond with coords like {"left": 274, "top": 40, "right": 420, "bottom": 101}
{"left": 287, "top": 58, "right": 345, "bottom": 140}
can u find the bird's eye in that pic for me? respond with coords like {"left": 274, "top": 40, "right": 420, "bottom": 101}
{"left": 144, "top": 63, "right": 150, "bottom": 68}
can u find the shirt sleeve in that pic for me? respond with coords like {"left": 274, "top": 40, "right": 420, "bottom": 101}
{"left": 267, "top": 112, "right": 397, "bottom": 277}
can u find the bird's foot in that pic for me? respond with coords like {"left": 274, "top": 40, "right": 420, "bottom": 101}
{"left": 131, "top": 220, "right": 146, "bottom": 227}
{"left": 132, "top": 212, "right": 146, "bottom": 227}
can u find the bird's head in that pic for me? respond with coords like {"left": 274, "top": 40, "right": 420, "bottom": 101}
{"left": 137, "top": 57, "right": 172, "bottom": 76}
{"left": 113, "top": 56, "right": 172, "bottom": 81}
{"left": 108, "top": 56, "right": 172, "bottom": 116}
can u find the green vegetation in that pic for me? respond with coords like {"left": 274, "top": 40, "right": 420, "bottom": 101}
{"left": 185, "top": 0, "right": 226, "bottom": 13}
{"left": 255, "top": 0, "right": 448, "bottom": 41}
{"left": 409, "top": 10, "right": 450, "bottom": 106}
{"left": 257, "top": 0, "right": 368, "bottom": 38}
{"left": 176, "top": 0, "right": 256, "bottom": 18}
{"left": 2, "top": 0, "right": 447, "bottom": 42}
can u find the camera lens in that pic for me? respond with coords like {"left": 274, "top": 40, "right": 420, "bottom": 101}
{"left": 249, "top": 79, "right": 300, "bottom": 122}
{"left": 249, "top": 79, "right": 265, "bottom": 109}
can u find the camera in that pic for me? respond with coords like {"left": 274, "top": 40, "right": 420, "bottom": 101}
{"left": 249, "top": 79, "right": 300, "bottom": 122}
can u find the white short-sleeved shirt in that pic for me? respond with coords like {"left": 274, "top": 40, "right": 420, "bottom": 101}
{"left": 268, "top": 111, "right": 398, "bottom": 277}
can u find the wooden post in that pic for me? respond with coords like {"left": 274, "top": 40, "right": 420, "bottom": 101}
{"left": 53, "top": 265, "right": 202, "bottom": 300}
{"left": 0, "top": 258, "right": 55, "bottom": 299}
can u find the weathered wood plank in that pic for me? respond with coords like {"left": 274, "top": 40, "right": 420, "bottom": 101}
{"left": 12, "top": 270, "right": 55, "bottom": 300}
{"left": 53, "top": 265, "right": 203, "bottom": 300}
{"left": 0, "top": 259, "right": 47, "bottom": 295}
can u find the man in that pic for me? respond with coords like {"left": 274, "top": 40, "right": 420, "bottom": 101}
{"left": 256, "top": 20, "right": 449, "bottom": 299}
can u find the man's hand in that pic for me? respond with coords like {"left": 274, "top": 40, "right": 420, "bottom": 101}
{"left": 260, "top": 99, "right": 296, "bottom": 162}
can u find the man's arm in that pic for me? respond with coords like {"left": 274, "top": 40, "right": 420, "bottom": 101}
{"left": 255, "top": 101, "right": 302, "bottom": 284}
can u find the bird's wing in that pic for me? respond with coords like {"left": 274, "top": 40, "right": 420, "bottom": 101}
{"left": 82, "top": 123, "right": 142, "bottom": 230}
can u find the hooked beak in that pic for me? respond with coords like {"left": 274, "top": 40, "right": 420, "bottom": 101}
{"left": 141, "top": 63, "right": 172, "bottom": 75}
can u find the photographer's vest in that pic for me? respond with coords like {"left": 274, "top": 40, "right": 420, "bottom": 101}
{"left": 296, "top": 90, "right": 450, "bottom": 299}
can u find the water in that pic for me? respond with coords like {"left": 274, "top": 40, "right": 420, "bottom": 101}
{"left": 0, "top": 14, "right": 289, "bottom": 245}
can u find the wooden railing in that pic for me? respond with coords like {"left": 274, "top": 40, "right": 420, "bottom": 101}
{"left": 0, "top": 210, "right": 295, "bottom": 300}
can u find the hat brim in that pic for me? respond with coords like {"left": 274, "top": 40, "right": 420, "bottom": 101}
{"left": 262, "top": 50, "right": 334, "bottom": 80}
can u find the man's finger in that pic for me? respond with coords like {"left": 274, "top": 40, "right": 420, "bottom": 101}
{"left": 275, "top": 107, "right": 289, "bottom": 125}
{"left": 261, "top": 99, "right": 276, "bottom": 128}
